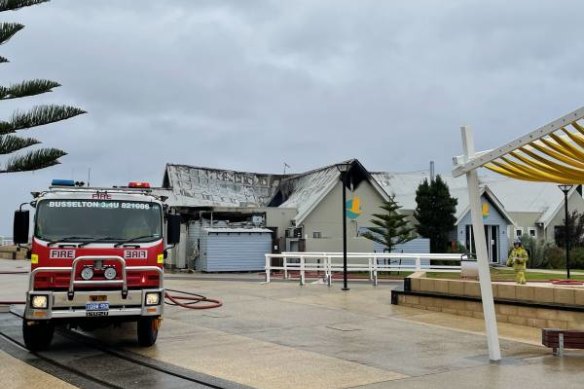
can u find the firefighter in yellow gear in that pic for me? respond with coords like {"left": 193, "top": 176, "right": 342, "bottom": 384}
{"left": 507, "top": 239, "right": 528, "bottom": 284}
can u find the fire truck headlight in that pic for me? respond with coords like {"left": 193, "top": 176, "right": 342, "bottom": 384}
{"left": 31, "top": 295, "right": 48, "bottom": 309}
{"left": 81, "top": 267, "right": 94, "bottom": 280}
{"left": 104, "top": 267, "right": 117, "bottom": 280}
{"left": 145, "top": 292, "right": 161, "bottom": 306}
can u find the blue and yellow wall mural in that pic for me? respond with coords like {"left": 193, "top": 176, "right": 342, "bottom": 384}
{"left": 346, "top": 196, "right": 362, "bottom": 219}
{"left": 482, "top": 202, "right": 489, "bottom": 220}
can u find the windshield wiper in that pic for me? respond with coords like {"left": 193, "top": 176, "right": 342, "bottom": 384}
{"left": 77, "top": 236, "right": 118, "bottom": 247}
{"left": 114, "top": 234, "right": 158, "bottom": 248}
{"left": 47, "top": 236, "right": 93, "bottom": 247}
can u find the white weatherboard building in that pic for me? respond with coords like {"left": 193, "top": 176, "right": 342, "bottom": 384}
{"left": 482, "top": 178, "right": 584, "bottom": 243}
{"left": 154, "top": 160, "right": 584, "bottom": 269}
{"left": 373, "top": 170, "right": 584, "bottom": 263}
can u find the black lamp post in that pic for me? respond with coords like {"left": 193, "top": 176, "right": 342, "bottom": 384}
{"left": 558, "top": 184, "right": 573, "bottom": 279}
{"left": 337, "top": 163, "right": 351, "bottom": 291}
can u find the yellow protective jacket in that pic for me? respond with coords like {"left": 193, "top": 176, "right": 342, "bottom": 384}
{"left": 507, "top": 247, "right": 528, "bottom": 270}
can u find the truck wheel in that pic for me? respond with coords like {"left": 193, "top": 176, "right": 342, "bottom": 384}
{"left": 137, "top": 317, "right": 160, "bottom": 347}
{"left": 22, "top": 320, "right": 54, "bottom": 351}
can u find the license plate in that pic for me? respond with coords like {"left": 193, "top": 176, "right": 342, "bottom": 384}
{"left": 86, "top": 302, "right": 109, "bottom": 311}
{"left": 86, "top": 311, "right": 109, "bottom": 317}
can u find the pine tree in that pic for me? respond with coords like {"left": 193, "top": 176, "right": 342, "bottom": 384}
{"left": 414, "top": 175, "right": 457, "bottom": 253}
{"left": 0, "top": 0, "right": 85, "bottom": 173}
{"left": 362, "top": 195, "right": 414, "bottom": 252}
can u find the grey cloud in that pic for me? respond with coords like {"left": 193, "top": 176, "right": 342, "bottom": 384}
{"left": 3, "top": 0, "right": 584, "bottom": 234}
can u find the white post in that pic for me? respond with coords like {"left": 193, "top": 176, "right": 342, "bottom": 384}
{"left": 461, "top": 125, "right": 502, "bottom": 361}
{"left": 265, "top": 254, "right": 271, "bottom": 283}
{"left": 284, "top": 256, "right": 288, "bottom": 280}
{"left": 326, "top": 255, "right": 332, "bottom": 286}
{"left": 300, "top": 255, "right": 305, "bottom": 286}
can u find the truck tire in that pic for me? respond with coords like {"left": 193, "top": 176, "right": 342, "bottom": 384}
{"left": 22, "top": 320, "right": 54, "bottom": 351}
{"left": 137, "top": 317, "right": 159, "bottom": 347}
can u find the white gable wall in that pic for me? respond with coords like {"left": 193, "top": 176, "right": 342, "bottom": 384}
{"left": 544, "top": 191, "right": 584, "bottom": 243}
{"left": 300, "top": 178, "right": 398, "bottom": 253}
{"left": 508, "top": 211, "right": 542, "bottom": 241}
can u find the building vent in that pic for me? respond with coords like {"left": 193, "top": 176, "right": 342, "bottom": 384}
{"left": 252, "top": 215, "right": 264, "bottom": 227}
{"left": 293, "top": 227, "right": 303, "bottom": 238}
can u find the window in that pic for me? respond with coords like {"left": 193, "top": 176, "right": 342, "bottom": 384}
{"left": 312, "top": 231, "right": 322, "bottom": 239}
{"left": 528, "top": 228, "right": 536, "bottom": 238}
{"left": 515, "top": 228, "right": 523, "bottom": 238}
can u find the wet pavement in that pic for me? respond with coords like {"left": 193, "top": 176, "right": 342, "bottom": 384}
{"left": 0, "top": 259, "right": 583, "bottom": 388}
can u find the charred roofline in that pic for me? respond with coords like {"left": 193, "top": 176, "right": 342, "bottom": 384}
{"left": 163, "top": 159, "right": 389, "bottom": 208}
{"left": 165, "top": 162, "right": 291, "bottom": 179}
{"left": 267, "top": 159, "right": 389, "bottom": 206}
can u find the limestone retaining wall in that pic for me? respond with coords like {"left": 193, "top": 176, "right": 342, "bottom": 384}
{"left": 396, "top": 272, "right": 584, "bottom": 330}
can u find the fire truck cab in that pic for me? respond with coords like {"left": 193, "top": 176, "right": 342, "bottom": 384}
{"left": 13, "top": 179, "right": 181, "bottom": 351}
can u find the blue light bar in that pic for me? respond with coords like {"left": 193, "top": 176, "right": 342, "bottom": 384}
{"left": 51, "top": 179, "right": 76, "bottom": 186}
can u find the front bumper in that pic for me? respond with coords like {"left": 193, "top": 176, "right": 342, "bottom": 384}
{"left": 25, "top": 288, "right": 164, "bottom": 320}
{"left": 25, "top": 255, "right": 164, "bottom": 321}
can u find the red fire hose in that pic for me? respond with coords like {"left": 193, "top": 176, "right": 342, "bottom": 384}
{"left": 0, "top": 273, "right": 223, "bottom": 309}
{"left": 164, "top": 288, "right": 223, "bottom": 309}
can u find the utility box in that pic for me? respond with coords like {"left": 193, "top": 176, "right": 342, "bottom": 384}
{"left": 461, "top": 258, "right": 479, "bottom": 279}
{"left": 198, "top": 228, "right": 272, "bottom": 272}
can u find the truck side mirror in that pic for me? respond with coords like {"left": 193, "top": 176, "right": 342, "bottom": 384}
{"left": 166, "top": 214, "right": 181, "bottom": 245}
{"left": 13, "top": 210, "right": 30, "bottom": 244}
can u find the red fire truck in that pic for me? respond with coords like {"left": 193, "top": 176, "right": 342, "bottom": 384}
{"left": 13, "top": 179, "right": 181, "bottom": 350}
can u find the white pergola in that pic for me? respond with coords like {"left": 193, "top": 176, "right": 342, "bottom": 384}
{"left": 452, "top": 107, "right": 584, "bottom": 361}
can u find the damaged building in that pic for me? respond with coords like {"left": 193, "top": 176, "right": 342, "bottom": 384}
{"left": 154, "top": 160, "right": 399, "bottom": 270}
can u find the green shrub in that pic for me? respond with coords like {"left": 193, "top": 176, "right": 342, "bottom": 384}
{"left": 544, "top": 245, "right": 565, "bottom": 269}
{"left": 542, "top": 245, "right": 584, "bottom": 270}
{"left": 515, "top": 236, "right": 548, "bottom": 268}
{"left": 569, "top": 247, "right": 584, "bottom": 269}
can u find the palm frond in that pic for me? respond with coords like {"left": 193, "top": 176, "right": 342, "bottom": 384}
{"left": 0, "top": 79, "right": 61, "bottom": 99}
{"left": 0, "top": 134, "right": 39, "bottom": 154}
{"left": 0, "top": 22, "right": 23, "bottom": 45}
{"left": 0, "top": 104, "right": 86, "bottom": 134}
{"left": 0, "top": 0, "right": 49, "bottom": 13}
{"left": 1, "top": 147, "right": 65, "bottom": 173}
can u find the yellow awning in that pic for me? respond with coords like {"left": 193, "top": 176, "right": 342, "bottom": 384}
{"left": 453, "top": 108, "right": 584, "bottom": 184}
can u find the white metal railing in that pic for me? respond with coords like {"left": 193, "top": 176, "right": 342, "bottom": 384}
{"left": 0, "top": 237, "right": 13, "bottom": 246}
{"left": 264, "top": 252, "right": 470, "bottom": 286}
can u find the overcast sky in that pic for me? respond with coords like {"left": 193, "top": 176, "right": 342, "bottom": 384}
{"left": 1, "top": 0, "right": 584, "bottom": 235}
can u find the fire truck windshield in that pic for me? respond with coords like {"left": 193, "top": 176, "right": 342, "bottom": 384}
{"left": 35, "top": 200, "right": 163, "bottom": 244}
